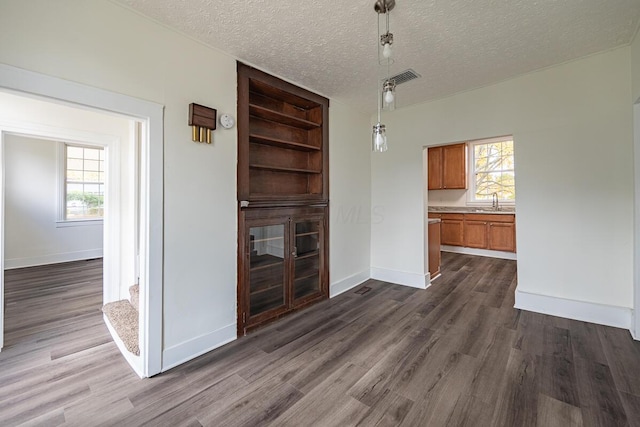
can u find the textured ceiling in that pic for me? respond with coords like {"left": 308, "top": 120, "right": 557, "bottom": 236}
{"left": 115, "top": 0, "right": 640, "bottom": 113}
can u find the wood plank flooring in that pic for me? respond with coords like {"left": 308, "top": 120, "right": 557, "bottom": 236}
{"left": 1, "top": 253, "right": 640, "bottom": 426}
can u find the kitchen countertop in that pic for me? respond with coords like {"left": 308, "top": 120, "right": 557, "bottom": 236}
{"left": 428, "top": 206, "right": 515, "bottom": 215}
{"left": 428, "top": 218, "right": 441, "bottom": 224}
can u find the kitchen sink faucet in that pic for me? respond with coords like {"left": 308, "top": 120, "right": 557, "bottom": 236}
{"left": 492, "top": 192, "right": 500, "bottom": 211}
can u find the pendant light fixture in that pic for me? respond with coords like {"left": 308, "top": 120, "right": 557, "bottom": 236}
{"left": 372, "top": 0, "right": 395, "bottom": 152}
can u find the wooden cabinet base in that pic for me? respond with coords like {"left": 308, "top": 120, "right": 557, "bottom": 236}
{"left": 429, "top": 212, "right": 516, "bottom": 253}
{"left": 488, "top": 222, "right": 516, "bottom": 252}
{"left": 238, "top": 206, "right": 329, "bottom": 336}
{"left": 464, "top": 220, "right": 489, "bottom": 248}
{"left": 428, "top": 221, "right": 441, "bottom": 279}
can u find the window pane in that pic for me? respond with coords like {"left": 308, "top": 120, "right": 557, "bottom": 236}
{"left": 67, "top": 183, "right": 84, "bottom": 193}
{"left": 65, "top": 144, "right": 105, "bottom": 220}
{"left": 84, "top": 148, "right": 100, "bottom": 160}
{"left": 67, "top": 170, "right": 83, "bottom": 181}
{"left": 84, "top": 171, "right": 101, "bottom": 182}
{"left": 67, "top": 146, "right": 84, "bottom": 158}
{"left": 472, "top": 139, "right": 515, "bottom": 202}
{"left": 67, "top": 158, "right": 83, "bottom": 170}
{"left": 84, "top": 160, "right": 100, "bottom": 172}
{"left": 84, "top": 183, "right": 100, "bottom": 194}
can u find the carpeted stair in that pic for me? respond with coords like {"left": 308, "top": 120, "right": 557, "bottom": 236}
{"left": 129, "top": 284, "right": 139, "bottom": 312}
{"left": 102, "top": 284, "right": 140, "bottom": 356}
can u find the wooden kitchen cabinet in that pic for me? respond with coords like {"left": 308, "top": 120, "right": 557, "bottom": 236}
{"left": 464, "top": 213, "right": 516, "bottom": 253}
{"left": 439, "top": 213, "right": 464, "bottom": 246}
{"left": 429, "top": 212, "right": 516, "bottom": 253}
{"left": 464, "top": 220, "right": 489, "bottom": 249}
{"left": 427, "top": 143, "right": 467, "bottom": 190}
{"left": 427, "top": 147, "right": 443, "bottom": 190}
{"left": 428, "top": 220, "right": 441, "bottom": 279}
{"left": 488, "top": 222, "right": 516, "bottom": 252}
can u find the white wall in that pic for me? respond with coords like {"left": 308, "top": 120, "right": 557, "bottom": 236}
{"left": 329, "top": 102, "right": 372, "bottom": 295}
{"left": 372, "top": 47, "right": 634, "bottom": 316}
{"left": 632, "top": 31, "right": 640, "bottom": 337}
{"left": 632, "top": 32, "right": 640, "bottom": 103}
{"left": 0, "top": 0, "right": 373, "bottom": 366}
{"left": 428, "top": 189, "right": 467, "bottom": 207}
{"left": 4, "top": 134, "right": 103, "bottom": 268}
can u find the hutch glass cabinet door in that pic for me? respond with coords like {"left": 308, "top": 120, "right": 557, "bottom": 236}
{"left": 247, "top": 223, "right": 287, "bottom": 318}
{"left": 292, "top": 219, "right": 323, "bottom": 302}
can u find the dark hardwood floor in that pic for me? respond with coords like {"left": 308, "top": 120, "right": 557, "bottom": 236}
{"left": 1, "top": 253, "right": 640, "bottom": 426}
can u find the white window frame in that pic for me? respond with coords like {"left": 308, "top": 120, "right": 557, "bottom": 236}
{"left": 466, "top": 135, "right": 515, "bottom": 206}
{"left": 57, "top": 142, "right": 104, "bottom": 227}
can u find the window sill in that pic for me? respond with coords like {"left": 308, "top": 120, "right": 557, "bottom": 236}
{"left": 56, "top": 219, "right": 103, "bottom": 228}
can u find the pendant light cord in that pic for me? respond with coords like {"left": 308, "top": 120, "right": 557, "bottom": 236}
{"left": 377, "top": 11, "right": 382, "bottom": 123}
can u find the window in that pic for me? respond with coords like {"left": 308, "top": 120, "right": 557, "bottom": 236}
{"left": 469, "top": 137, "right": 515, "bottom": 203}
{"left": 64, "top": 144, "right": 104, "bottom": 220}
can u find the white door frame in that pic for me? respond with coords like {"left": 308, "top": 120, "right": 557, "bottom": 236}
{"left": 0, "top": 64, "right": 164, "bottom": 376}
{"left": 634, "top": 99, "right": 640, "bottom": 340}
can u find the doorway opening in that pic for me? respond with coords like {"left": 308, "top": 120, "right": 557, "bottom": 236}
{"left": 0, "top": 64, "right": 163, "bottom": 377}
{"left": 424, "top": 136, "right": 518, "bottom": 286}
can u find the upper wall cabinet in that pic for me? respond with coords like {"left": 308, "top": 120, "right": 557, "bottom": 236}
{"left": 427, "top": 143, "right": 467, "bottom": 190}
{"left": 237, "top": 63, "right": 329, "bottom": 207}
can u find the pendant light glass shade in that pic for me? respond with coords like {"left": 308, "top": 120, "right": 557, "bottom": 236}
{"left": 372, "top": 123, "right": 388, "bottom": 152}
{"left": 382, "top": 42, "right": 392, "bottom": 59}
{"left": 382, "top": 79, "right": 396, "bottom": 111}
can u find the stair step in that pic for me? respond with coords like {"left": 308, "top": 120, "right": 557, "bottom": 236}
{"left": 129, "top": 284, "right": 139, "bottom": 312}
{"left": 102, "top": 300, "right": 139, "bottom": 355}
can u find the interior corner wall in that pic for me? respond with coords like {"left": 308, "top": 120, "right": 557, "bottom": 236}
{"left": 4, "top": 134, "right": 103, "bottom": 268}
{"left": 329, "top": 102, "right": 372, "bottom": 296}
{"left": 372, "top": 46, "right": 634, "bottom": 316}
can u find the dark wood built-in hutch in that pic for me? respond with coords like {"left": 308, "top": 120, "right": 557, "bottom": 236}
{"left": 237, "top": 63, "right": 329, "bottom": 335}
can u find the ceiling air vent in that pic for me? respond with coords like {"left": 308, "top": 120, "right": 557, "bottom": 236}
{"left": 388, "top": 68, "right": 421, "bottom": 85}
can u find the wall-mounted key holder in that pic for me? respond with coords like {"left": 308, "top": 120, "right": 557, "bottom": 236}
{"left": 189, "top": 103, "right": 217, "bottom": 144}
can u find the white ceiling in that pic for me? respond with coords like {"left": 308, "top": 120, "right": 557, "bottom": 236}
{"left": 116, "top": 0, "right": 640, "bottom": 113}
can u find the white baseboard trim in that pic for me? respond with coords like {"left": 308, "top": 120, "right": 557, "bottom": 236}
{"left": 370, "top": 267, "right": 429, "bottom": 290}
{"left": 161, "top": 323, "right": 237, "bottom": 372}
{"left": 4, "top": 248, "right": 103, "bottom": 269}
{"left": 330, "top": 270, "right": 370, "bottom": 298}
{"left": 441, "top": 245, "right": 516, "bottom": 261}
{"left": 515, "top": 289, "right": 632, "bottom": 330}
{"left": 103, "top": 314, "right": 144, "bottom": 378}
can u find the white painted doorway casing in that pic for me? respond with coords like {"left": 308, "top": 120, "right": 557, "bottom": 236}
{"left": 0, "top": 64, "right": 164, "bottom": 377}
{"left": 634, "top": 99, "right": 640, "bottom": 340}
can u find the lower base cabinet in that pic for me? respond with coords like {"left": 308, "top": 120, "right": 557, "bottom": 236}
{"left": 238, "top": 206, "right": 328, "bottom": 335}
{"left": 439, "top": 214, "right": 464, "bottom": 246}
{"left": 428, "top": 221, "right": 441, "bottom": 278}
{"left": 488, "top": 222, "right": 516, "bottom": 252}
{"left": 464, "top": 220, "right": 489, "bottom": 248}
{"left": 428, "top": 212, "right": 516, "bottom": 253}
